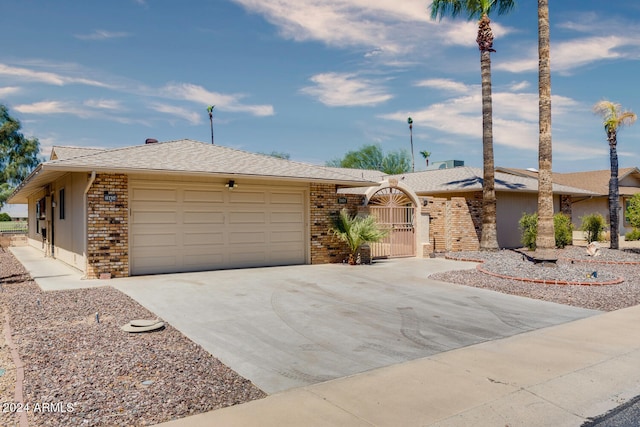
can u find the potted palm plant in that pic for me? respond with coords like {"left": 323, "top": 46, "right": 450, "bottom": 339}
{"left": 329, "top": 208, "right": 388, "bottom": 265}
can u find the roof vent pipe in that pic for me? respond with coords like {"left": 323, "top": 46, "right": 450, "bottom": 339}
{"left": 145, "top": 138, "right": 158, "bottom": 144}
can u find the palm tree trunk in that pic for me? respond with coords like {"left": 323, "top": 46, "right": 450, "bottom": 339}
{"left": 609, "top": 132, "right": 620, "bottom": 249}
{"left": 536, "top": 0, "right": 555, "bottom": 251}
{"left": 479, "top": 48, "right": 499, "bottom": 250}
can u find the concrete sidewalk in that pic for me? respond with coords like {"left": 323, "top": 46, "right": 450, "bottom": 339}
{"left": 156, "top": 305, "right": 640, "bottom": 427}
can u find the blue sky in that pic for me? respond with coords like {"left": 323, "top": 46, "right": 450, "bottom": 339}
{"left": 1, "top": 0, "right": 640, "bottom": 173}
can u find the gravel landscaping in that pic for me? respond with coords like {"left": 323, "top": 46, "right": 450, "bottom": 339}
{"left": 1, "top": 243, "right": 639, "bottom": 426}
{"left": 434, "top": 245, "right": 640, "bottom": 311}
{"left": 0, "top": 247, "right": 266, "bottom": 427}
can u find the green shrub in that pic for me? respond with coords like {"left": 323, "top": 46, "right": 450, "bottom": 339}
{"left": 519, "top": 212, "right": 538, "bottom": 250}
{"left": 519, "top": 212, "right": 574, "bottom": 250}
{"left": 0, "top": 213, "right": 11, "bottom": 221}
{"left": 580, "top": 213, "right": 606, "bottom": 243}
{"left": 625, "top": 228, "right": 640, "bottom": 241}
{"left": 554, "top": 213, "right": 573, "bottom": 248}
{"left": 626, "top": 194, "right": 640, "bottom": 229}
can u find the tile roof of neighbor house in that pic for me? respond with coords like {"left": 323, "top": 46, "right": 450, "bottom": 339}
{"left": 338, "top": 166, "right": 595, "bottom": 196}
{"left": 497, "top": 166, "right": 640, "bottom": 195}
{"left": 8, "top": 139, "right": 377, "bottom": 204}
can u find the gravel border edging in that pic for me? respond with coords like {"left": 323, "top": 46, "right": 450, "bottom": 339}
{"left": 445, "top": 252, "right": 625, "bottom": 286}
{"left": 475, "top": 264, "right": 624, "bottom": 286}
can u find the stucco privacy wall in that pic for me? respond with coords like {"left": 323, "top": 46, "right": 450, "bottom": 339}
{"left": 86, "top": 174, "right": 129, "bottom": 279}
{"left": 310, "top": 183, "right": 363, "bottom": 264}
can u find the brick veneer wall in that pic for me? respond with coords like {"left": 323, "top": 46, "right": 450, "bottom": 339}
{"left": 422, "top": 197, "right": 446, "bottom": 252}
{"left": 86, "top": 174, "right": 129, "bottom": 279}
{"left": 310, "top": 183, "right": 363, "bottom": 264}
{"left": 447, "top": 196, "right": 481, "bottom": 252}
{"left": 422, "top": 193, "right": 482, "bottom": 253}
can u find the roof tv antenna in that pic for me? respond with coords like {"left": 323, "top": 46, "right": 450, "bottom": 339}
{"left": 207, "top": 105, "right": 215, "bottom": 145}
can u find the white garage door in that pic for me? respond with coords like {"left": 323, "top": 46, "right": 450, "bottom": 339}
{"left": 130, "top": 181, "right": 307, "bottom": 275}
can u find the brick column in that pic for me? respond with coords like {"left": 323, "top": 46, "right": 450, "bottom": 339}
{"left": 86, "top": 174, "right": 129, "bottom": 279}
{"left": 309, "top": 183, "right": 363, "bottom": 264}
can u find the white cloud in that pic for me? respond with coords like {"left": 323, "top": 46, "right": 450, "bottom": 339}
{"left": 150, "top": 103, "right": 201, "bottom": 125}
{"left": 0, "top": 63, "right": 110, "bottom": 87}
{"left": 380, "top": 81, "right": 582, "bottom": 153}
{"left": 300, "top": 72, "right": 393, "bottom": 107}
{"left": 0, "top": 86, "right": 20, "bottom": 96}
{"left": 162, "top": 83, "right": 275, "bottom": 116}
{"left": 74, "top": 30, "right": 132, "bottom": 40}
{"left": 84, "top": 99, "right": 123, "bottom": 110}
{"left": 232, "top": 0, "right": 429, "bottom": 54}
{"left": 509, "top": 81, "right": 530, "bottom": 91}
{"left": 497, "top": 36, "right": 636, "bottom": 74}
{"left": 14, "top": 101, "right": 94, "bottom": 118}
{"left": 415, "top": 78, "right": 474, "bottom": 94}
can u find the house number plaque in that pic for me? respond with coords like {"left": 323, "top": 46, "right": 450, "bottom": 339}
{"left": 104, "top": 192, "right": 118, "bottom": 202}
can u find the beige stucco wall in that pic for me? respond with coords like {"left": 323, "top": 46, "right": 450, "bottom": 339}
{"left": 50, "top": 172, "right": 87, "bottom": 271}
{"left": 496, "top": 192, "right": 561, "bottom": 248}
{"left": 24, "top": 173, "right": 88, "bottom": 271}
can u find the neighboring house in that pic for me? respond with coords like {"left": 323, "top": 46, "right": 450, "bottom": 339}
{"left": 498, "top": 167, "right": 640, "bottom": 237}
{"left": 339, "top": 167, "right": 594, "bottom": 250}
{"left": 8, "top": 139, "right": 375, "bottom": 278}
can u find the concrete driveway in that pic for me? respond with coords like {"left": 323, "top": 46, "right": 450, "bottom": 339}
{"left": 112, "top": 257, "right": 600, "bottom": 394}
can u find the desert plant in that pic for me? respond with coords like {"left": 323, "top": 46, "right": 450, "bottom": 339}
{"left": 580, "top": 213, "right": 606, "bottom": 243}
{"left": 520, "top": 212, "right": 574, "bottom": 250}
{"left": 554, "top": 213, "right": 573, "bottom": 249}
{"left": 519, "top": 212, "right": 538, "bottom": 250}
{"left": 329, "top": 208, "right": 388, "bottom": 264}
{"left": 626, "top": 193, "right": 640, "bottom": 229}
{"left": 625, "top": 228, "right": 640, "bottom": 241}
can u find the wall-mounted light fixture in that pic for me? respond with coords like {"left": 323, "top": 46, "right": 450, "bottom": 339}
{"left": 225, "top": 180, "right": 237, "bottom": 190}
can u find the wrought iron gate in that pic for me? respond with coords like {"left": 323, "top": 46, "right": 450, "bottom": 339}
{"left": 368, "top": 187, "right": 416, "bottom": 258}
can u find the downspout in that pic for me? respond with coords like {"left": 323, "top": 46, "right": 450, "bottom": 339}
{"left": 82, "top": 171, "right": 96, "bottom": 279}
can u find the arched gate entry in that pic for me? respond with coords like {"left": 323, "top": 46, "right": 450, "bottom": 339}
{"left": 368, "top": 187, "right": 416, "bottom": 258}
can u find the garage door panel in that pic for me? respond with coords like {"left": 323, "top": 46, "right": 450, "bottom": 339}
{"left": 132, "top": 188, "right": 177, "bottom": 202}
{"left": 230, "top": 191, "right": 266, "bottom": 203}
{"left": 271, "top": 192, "right": 304, "bottom": 204}
{"left": 229, "top": 231, "right": 266, "bottom": 244}
{"left": 271, "top": 211, "right": 304, "bottom": 223}
{"left": 132, "top": 232, "right": 177, "bottom": 247}
{"left": 270, "top": 230, "right": 304, "bottom": 243}
{"left": 132, "top": 211, "right": 177, "bottom": 224}
{"left": 269, "top": 249, "right": 305, "bottom": 264}
{"left": 228, "top": 250, "right": 267, "bottom": 265}
{"left": 183, "top": 211, "right": 224, "bottom": 224}
{"left": 229, "top": 211, "right": 266, "bottom": 224}
{"left": 134, "top": 255, "right": 178, "bottom": 269}
{"left": 183, "top": 252, "right": 225, "bottom": 266}
{"left": 183, "top": 231, "right": 224, "bottom": 245}
{"left": 184, "top": 189, "right": 224, "bottom": 203}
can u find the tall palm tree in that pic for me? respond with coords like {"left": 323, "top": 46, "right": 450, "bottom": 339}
{"left": 593, "top": 101, "right": 637, "bottom": 250}
{"left": 535, "top": 0, "right": 554, "bottom": 251}
{"left": 430, "top": 0, "right": 515, "bottom": 250}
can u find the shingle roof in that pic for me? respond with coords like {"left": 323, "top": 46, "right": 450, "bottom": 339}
{"left": 498, "top": 166, "right": 640, "bottom": 195}
{"left": 320, "top": 167, "right": 387, "bottom": 182}
{"left": 9, "top": 139, "right": 376, "bottom": 203}
{"left": 50, "top": 146, "right": 107, "bottom": 160}
{"left": 339, "top": 166, "right": 595, "bottom": 196}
